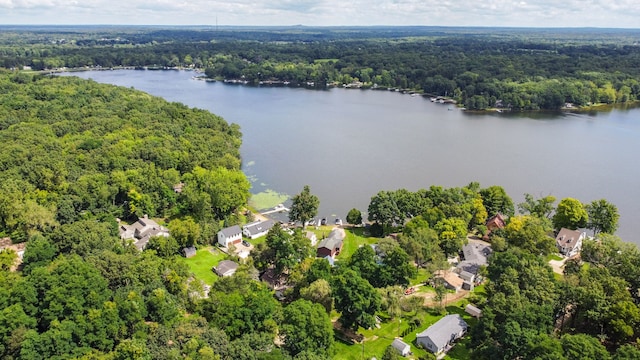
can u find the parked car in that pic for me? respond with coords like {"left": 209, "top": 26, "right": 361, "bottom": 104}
{"left": 242, "top": 240, "right": 250, "bottom": 247}
{"left": 335, "top": 218, "right": 343, "bottom": 226}
{"left": 321, "top": 218, "right": 327, "bottom": 226}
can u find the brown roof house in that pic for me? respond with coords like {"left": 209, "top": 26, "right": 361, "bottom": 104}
{"left": 484, "top": 213, "right": 506, "bottom": 240}
{"left": 555, "top": 228, "right": 585, "bottom": 257}
{"left": 119, "top": 215, "right": 170, "bottom": 251}
{"left": 316, "top": 228, "right": 346, "bottom": 259}
{"left": 434, "top": 270, "right": 464, "bottom": 292}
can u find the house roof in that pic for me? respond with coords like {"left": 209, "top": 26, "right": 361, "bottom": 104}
{"left": 243, "top": 219, "right": 275, "bottom": 236}
{"left": 215, "top": 260, "right": 238, "bottom": 276}
{"left": 459, "top": 270, "right": 475, "bottom": 281}
{"left": 465, "top": 304, "right": 482, "bottom": 318}
{"left": 458, "top": 242, "right": 492, "bottom": 274}
{"left": 435, "top": 270, "right": 464, "bottom": 289}
{"left": 391, "top": 338, "right": 411, "bottom": 353}
{"left": 183, "top": 246, "right": 196, "bottom": 258}
{"left": 556, "top": 228, "right": 583, "bottom": 249}
{"left": 417, "top": 314, "right": 468, "bottom": 350}
{"left": 486, "top": 213, "right": 506, "bottom": 229}
{"left": 317, "top": 228, "right": 346, "bottom": 250}
{"left": 219, "top": 225, "right": 242, "bottom": 238}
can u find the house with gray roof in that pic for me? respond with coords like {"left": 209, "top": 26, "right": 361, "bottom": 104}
{"left": 119, "top": 215, "right": 170, "bottom": 251}
{"left": 217, "top": 225, "right": 242, "bottom": 247}
{"left": 391, "top": 338, "right": 411, "bottom": 357}
{"left": 416, "top": 314, "right": 468, "bottom": 355}
{"left": 316, "top": 228, "right": 346, "bottom": 259}
{"left": 457, "top": 241, "right": 492, "bottom": 274}
{"left": 243, "top": 219, "right": 276, "bottom": 240}
{"left": 214, "top": 260, "right": 239, "bottom": 277}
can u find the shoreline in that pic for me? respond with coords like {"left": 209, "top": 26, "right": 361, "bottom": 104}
{"left": 44, "top": 67, "right": 639, "bottom": 113}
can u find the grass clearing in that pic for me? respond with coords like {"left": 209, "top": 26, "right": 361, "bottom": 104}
{"left": 338, "top": 226, "right": 379, "bottom": 260}
{"left": 545, "top": 253, "right": 564, "bottom": 262}
{"left": 180, "top": 246, "right": 227, "bottom": 285}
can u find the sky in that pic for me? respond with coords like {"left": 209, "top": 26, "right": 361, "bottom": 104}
{"left": 0, "top": 0, "right": 639, "bottom": 28}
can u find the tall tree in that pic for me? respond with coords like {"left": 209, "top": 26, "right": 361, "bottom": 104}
{"left": 368, "top": 190, "right": 401, "bottom": 235}
{"left": 332, "top": 269, "right": 381, "bottom": 331}
{"left": 553, "top": 198, "right": 588, "bottom": 230}
{"left": 480, "top": 185, "right": 515, "bottom": 217}
{"left": 586, "top": 199, "right": 620, "bottom": 236}
{"left": 346, "top": 208, "right": 362, "bottom": 225}
{"left": 281, "top": 299, "right": 334, "bottom": 357}
{"left": 518, "top": 193, "right": 556, "bottom": 219}
{"left": 289, "top": 185, "right": 319, "bottom": 228}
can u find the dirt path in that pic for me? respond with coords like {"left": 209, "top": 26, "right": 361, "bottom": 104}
{"left": 407, "top": 289, "right": 470, "bottom": 307}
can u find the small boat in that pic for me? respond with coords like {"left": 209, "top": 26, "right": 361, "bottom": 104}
{"left": 430, "top": 97, "right": 436, "bottom": 102}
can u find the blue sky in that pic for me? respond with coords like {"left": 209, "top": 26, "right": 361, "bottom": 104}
{"left": 0, "top": 0, "right": 638, "bottom": 28}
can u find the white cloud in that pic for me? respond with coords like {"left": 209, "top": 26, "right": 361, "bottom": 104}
{"left": 0, "top": 0, "right": 638, "bottom": 27}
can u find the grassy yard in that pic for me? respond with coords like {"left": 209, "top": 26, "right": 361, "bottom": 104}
{"left": 180, "top": 246, "right": 227, "bottom": 285}
{"left": 338, "top": 226, "right": 379, "bottom": 260}
{"left": 333, "top": 290, "right": 485, "bottom": 360}
{"left": 545, "top": 253, "right": 564, "bottom": 262}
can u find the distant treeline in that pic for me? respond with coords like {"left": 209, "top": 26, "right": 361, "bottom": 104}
{"left": 2, "top": 26, "right": 640, "bottom": 109}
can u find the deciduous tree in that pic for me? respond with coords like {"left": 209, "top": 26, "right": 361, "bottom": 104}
{"left": 586, "top": 199, "right": 620, "bottom": 236}
{"left": 289, "top": 185, "right": 319, "bottom": 228}
{"left": 553, "top": 198, "right": 588, "bottom": 230}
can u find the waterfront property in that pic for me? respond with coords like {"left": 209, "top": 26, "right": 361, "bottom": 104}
{"left": 316, "top": 228, "right": 346, "bottom": 259}
{"left": 243, "top": 219, "right": 276, "bottom": 239}
{"left": 217, "top": 225, "right": 242, "bottom": 247}
{"left": 555, "top": 228, "right": 585, "bottom": 257}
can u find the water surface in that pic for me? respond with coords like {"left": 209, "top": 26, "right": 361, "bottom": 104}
{"left": 65, "top": 70, "right": 640, "bottom": 244}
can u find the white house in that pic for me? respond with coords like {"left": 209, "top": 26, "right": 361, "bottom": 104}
{"left": 555, "top": 228, "right": 585, "bottom": 257}
{"left": 417, "top": 314, "right": 468, "bottom": 355}
{"left": 242, "top": 220, "right": 276, "bottom": 240}
{"left": 391, "top": 338, "right": 411, "bottom": 357}
{"left": 218, "top": 225, "right": 242, "bottom": 247}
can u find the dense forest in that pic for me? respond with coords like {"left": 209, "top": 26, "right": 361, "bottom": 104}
{"left": 3, "top": 28, "right": 640, "bottom": 360}
{"left": 1, "top": 26, "right": 640, "bottom": 110}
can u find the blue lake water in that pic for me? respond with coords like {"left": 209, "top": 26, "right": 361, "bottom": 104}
{"left": 64, "top": 70, "right": 640, "bottom": 244}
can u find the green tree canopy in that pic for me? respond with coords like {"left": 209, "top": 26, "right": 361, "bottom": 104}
{"left": 289, "top": 185, "right": 319, "bottom": 228}
{"left": 281, "top": 299, "right": 334, "bottom": 357}
{"left": 586, "top": 199, "right": 620, "bottom": 236}
{"left": 331, "top": 268, "right": 381, "bottom": 331}
{"left": 553, "top": 198, "right": 588, "bottom": 230}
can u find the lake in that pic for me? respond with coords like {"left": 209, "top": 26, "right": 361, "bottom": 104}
{"left": 64, "top": 70, "right": 640, "bottom": 244}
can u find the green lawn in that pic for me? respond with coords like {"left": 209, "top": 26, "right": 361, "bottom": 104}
{"left": 337, "top": 227, "right": 379, "bottom": 260}
{"left": 545, "top": 253, "right": 564, "bottom": 262}
{"left": 180, "top": 246, "right": 227, "bottom": 285}
{"left": 332, "top": 294, "right": 484, "bottom": 360}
